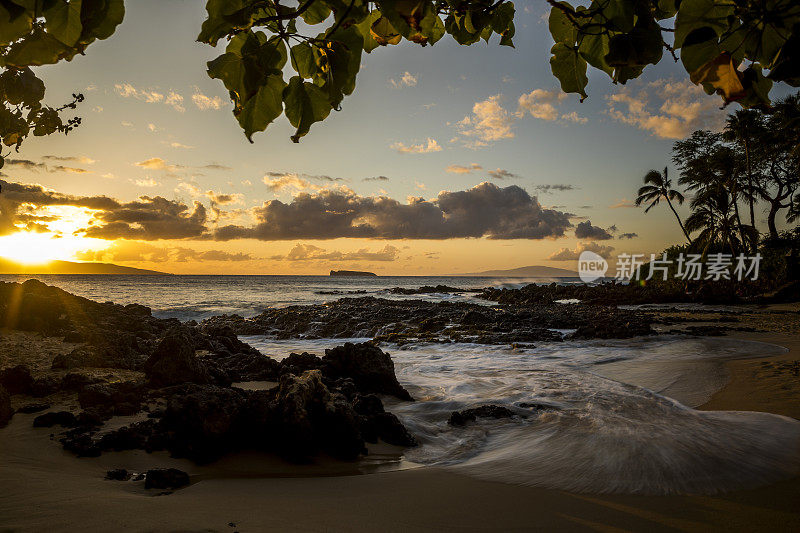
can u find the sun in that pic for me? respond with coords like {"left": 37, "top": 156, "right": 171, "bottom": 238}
{"left": 0, "top": 232, "right": 71, "bottom": 264}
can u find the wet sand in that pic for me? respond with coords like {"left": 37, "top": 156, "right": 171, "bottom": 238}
{"left": 1, "top": 332, "right": 799, "bottom": 532}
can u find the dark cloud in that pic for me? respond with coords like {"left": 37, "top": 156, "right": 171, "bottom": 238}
{"left": 549, "top": 241, "right": 616, "bottom": 261}
{"left": 81, "top": 198, "right": 207, "bottom": 240}
{"left": 574, "top": 220, "right": 614, "bottom": 240}
{"left": 6, "top": 159, "right": 47, "bottom": 171}
{"left": 50, "top": 165, "right": 89, "bottom": 174}
{"left": 534, "top": 184, "right": 575, "bottom": 193}
{"left": 618, "top": 232, "right": 639, "bottom": 239}
{"left": 265, "top": 171, "right": 344, "bottom": 182}
{"left": 214, "top": 182, "right": 573, "bottom": 241}
{"left": 363, "top": 176, "right": 390, "bottom": 182}
{"left": 487, "top": 168, "right": 518, "bottom": 180}
{"left": 200, "top": 163, "right": 233, "bottom": 171}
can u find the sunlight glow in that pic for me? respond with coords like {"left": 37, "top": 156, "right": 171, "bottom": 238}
{"left": 0, "top": 205, "right": 111, "bottom": 265}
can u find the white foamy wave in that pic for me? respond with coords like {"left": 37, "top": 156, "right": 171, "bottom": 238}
{"left": 246, "top": 335, "right": 799, "bottom": 495}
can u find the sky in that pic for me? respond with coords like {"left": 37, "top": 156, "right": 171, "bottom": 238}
{"left": 0, "top": 1, "right": 792, "bottom": 275}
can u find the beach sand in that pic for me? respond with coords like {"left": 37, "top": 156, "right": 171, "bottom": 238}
{"left": 1, "top": 330, "right": 799, "bottom": 532}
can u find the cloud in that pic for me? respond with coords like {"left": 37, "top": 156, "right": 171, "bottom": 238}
{"left": 574, "top": 220, "right": 614, "bottom": 240}
{"left": 363, "top": 176, "right": 389, "bottom": 182}
{"left": 390, "top": 138, "right": 442, "bottom": 154}
{"left": 263, "top": 174, "right": 321, "bottom": 193}
{"left": 517, "top": 89, "right": 588, "bottom": 124}
{"left": 77, "top": 242, "right": 253, "bottom": 263}
{"left": 618, "top": 232, "right": 639, "bottom": 239}
{"left": 283, "top": 243, "right": 400, "bottom": 262}
{"left": 534, "top": 184, "right": 575, "bottom": 193}
{"left": 51, "top": 165, "right": 89, "bottom": 174}
{"left": 213, "top": 182, "right": 573, "bottom": 241}
{"left": 170, "top": 142, "right": 194, "bottom": 149}
{"left": 549, "top": 241, "right": 616, "bottom": 261}
{"left": 0, "top": 179, "right": 207, "bottom": 240}
{"left": 488, "top": 168, "right": 518, "bottom": 180}
{"left": 192, "top": 90, "right": 224, "bottom": 110}
{"left": 165, "top": 92, "right": 185, "bottom": 112}
{"left": 389, "top": 72, "right": 418, "bottom": 89}
{"left": 456, "top": 95, "right": 515, "bottom": 147}
{"left": 42, "top": 155, "right": 96, "bottom": 164}
{"left": 5, "top": 159, "right": 47, "bottom": 171}
{"left": 606, "top": 79, "right": 726, "bottom": 139}
{"left": 172, "top": 248, "right": 252, "bottom": 262}
{"left": 135, "top": 157, "right": 185, "bottom": 173}
{"left": 115, "top": 83, "right": 185, "bottom": 112}
{"left": 446, "top": 163, "right": 483, "bottom": 174}
{"left": 133, "top": 178, "right": 159, "bottom": 188}
{"left": 610, "top": 198, "right": 637, "bottom": 208}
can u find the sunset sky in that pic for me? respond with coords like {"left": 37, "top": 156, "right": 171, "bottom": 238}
{"left": 0, "top": 1, "right": 792, "bottom": 275}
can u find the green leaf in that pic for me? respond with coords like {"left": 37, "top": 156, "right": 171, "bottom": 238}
{"left": 44, "top": 0, "right": 84, "bottom": 47}
{"left": 674, "top": 0, "right": 735, "bottom": 49}
{"left": 369, "top": 16, "right": 402, "bottom": 46}
{"left": 0, "top": 67, "right": 45, "bottom": 107}
{"left": 4, "top": 27, "right": 73, "bottom": 67}
{"left": 355, "top": 10, "right": 382, "bottom": 52}
{"left": 290, "top": 43, "right": 316, "bottom": 78}
{"left": 283, "top": 76, "right": 333, "bottom": 143}
{"left": 605, "top": 16, "right": 663, "bottom": 68}
{"left": 737, "top": 65, "right": 773, "bottom": 107}
{"left": 198, "top": 0, "right": 261, "bottom": 46}
{"left": 316, "top": 27, "right": 363, "bottom": 107}
{"left": 602, "top": 0, "right": 635, "bottom": 33}
{"left": 550, "top": 42, "right": 588, "bottom": 99}
{"left": 491, "top": 2, "right": 514, "bottom": 35}
{"left": 679, "top": 27, "right": 720, "bottom": 73}
{"left": 301, "top": 0, "right": 331, "bottom": 24}
{"left": 0, "top": 3, "right": 34, "bottom": 47}
{"left": 578, "top": 26, "right": 612, "bottom": 76}
{"left": 30, "top": 107, "right": 62, "bottom": 136}
{"left": 79, "top": 0, "right": 125, "bottom": 41}
{"left": 548, "top": 2, "right": 576, "bottom": 44}
{"left": 499, "top": 20, "right": 515, "bottom": 47}
{"left": 237, "top": 75, "right": 286, "bottom": 142}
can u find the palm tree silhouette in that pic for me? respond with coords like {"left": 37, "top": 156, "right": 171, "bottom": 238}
{"left": 636, "top": 167, "right": 692, "bottom": 244}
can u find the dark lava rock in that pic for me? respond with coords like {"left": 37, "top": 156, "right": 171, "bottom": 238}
{"left": 323, "top": 343, "right": 413, "bottom": 401}
{"left": 29, "top": 376, "right": 61, "bottom": 397}
{"left": 448, "top": 405, "right": 520, "bottom": 427}
{"left": 272, "top": 370, "right": 365, "bottom": 461}
{"left": 0, "top": 364, "right": 33, "bottom": 395}
{"left": 33, "top": 411, "right": 78, "bottom": 428}
{"left": 105, "top": 468, "right": 131, "bottom": 481}
{"left": 78, "top": 381, "right": 146, "bottom": 415}
{"left": 52, "top": 347, "right": 108, "bottom": 370}
{"left": 143, "top": 327, "right": 212, "bottom": 387}
{"left": 144, "top": 468, "right": 190, "bottom": 490}
{"left": 279, "top": 352, "right": 323, "bottom": 376}
{"left": 17, "top": 402, "right": 50, "bottom": 414}
{"left": 0, "top": 385, "right": 12, "bottom": 427}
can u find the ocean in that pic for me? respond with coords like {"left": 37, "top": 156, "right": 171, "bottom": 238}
{"left": 3, "top": 273, "right": 799, "bottom": 494}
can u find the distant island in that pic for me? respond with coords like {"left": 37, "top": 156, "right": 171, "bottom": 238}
{"left": 330, "top": 270, "right": 378, "bottom": 277}
{"left": 462, "top": 265, "right": 578, "bottom": 278}
{"left": 0, "top": 259, "right": 168, "bottom": 275}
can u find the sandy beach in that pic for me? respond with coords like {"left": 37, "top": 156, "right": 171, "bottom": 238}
{"left": 1, "top": 324, "right": 798, "bottom": 532}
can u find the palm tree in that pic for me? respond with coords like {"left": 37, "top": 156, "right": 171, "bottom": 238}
{"left": 723, "top": 110, "right": 766, "bottom": 234}
{"left": 686, "top": 186, "right": 757, "bottom": 255}
{"left": 635, "top": 167, "right": 692, "bottom": 244}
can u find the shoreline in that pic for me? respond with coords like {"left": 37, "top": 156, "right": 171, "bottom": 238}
{"left": 1, "top": 280, "right": 799, "bottom": 531}
{"left": 1, "top": 335, "right": 798, "bottom": 532}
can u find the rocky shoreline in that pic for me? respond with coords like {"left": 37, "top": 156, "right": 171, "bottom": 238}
{"left": 1, "top": 278, "right": 797, "bottom": 491}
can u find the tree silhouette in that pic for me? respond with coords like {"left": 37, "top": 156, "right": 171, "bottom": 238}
{"left": 635, "top": 167, "right": 691, "bottom": 245}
